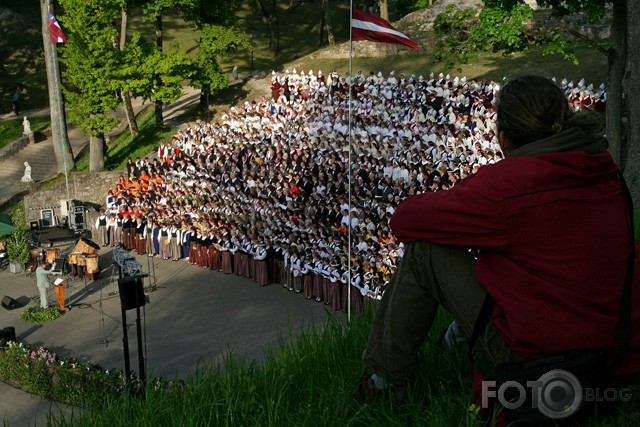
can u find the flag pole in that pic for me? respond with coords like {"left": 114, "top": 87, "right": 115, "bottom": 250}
{"left": 347, "top": 1, "right": 354, "bottom": 322}
{"left": 50, "top": 39, "right": 71, "bottom": 202}
{"left": 45, "top": 0, "right": 71, "bottom": 201}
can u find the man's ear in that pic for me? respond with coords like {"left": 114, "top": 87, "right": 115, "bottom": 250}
{"left": 498, "top": 131, "right": 511, "bottom": 155}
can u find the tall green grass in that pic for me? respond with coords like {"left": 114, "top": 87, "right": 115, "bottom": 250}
{"left": 47, "top": 306, "right": 640, "bottom": 426}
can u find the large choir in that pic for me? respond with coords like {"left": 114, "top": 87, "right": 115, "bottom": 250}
{"left": 94, "top": 69, "right": 605, "bottom": 313}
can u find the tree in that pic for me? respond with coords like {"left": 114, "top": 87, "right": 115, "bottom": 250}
{"left": 118, "top": 0, "right": 139, "bottom": 138}
{"left": 179, "top": 0, "right": 241, "bottom": 28}
{"left": 319, "top": 0, "right": 336, "bottom": 47}
{"left": 255, "top": 0, "right": 279, "bottom": 56}
{"left": 194, "top": 25, "right": 251, "bottom": 107}
{"left": 39, "top": 0, "right": 75, "bottom": 175}
{"left": 434, "top": 0, "right": 640, "bottom": 207}
{"left": 117, "top": 35, "right": 197, "bottom": 124}
{"left": 380, "top": 0, "right": 389, "bottom": 20}
{"left": 142, "top": 0, "right": 197, "bottom": 127}
{"left": 59, "top": 0, "right": 122, "bottom": 172}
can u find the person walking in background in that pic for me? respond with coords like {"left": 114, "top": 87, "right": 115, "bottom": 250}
{"left": 12, "top": 86, "right": 21, "bottom": 115}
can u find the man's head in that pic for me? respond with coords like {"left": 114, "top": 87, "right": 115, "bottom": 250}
{"left": 496, "top": 75, "right": 570, "bottom": 154}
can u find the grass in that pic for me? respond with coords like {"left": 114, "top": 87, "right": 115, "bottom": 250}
{"left": 0, "top": 116, "right": 50, "bottom": 149}
{"left": 0, "top": 0, "right": 49, "bottom": 114}
{"left": 75, "top": 106, "right": 175, "bottom": 172}
{"left": 45, "top": 307, "right": 640, "bottom": 426}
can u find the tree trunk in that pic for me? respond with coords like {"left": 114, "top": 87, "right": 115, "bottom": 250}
{"left": 89, "top": 134, "right": 104, "bottom": 173}
{"left": 40, "top": 0, "right": 75, "bottom": 175}
{"left": 319, "top": 0, "right": 325, "bottom": 47}
{"left": 623, "top": 0, "right": 640, "bottom": 207}
{"left": 325, "top": 0, "right": 335, "bottom": 46}
{"left": 123, "top": 91, "right": 138, "bottom": 137}
{"left": 120, "top": 1, "right": 128, "bottom": 51}
{"left": 155, "top": 98, "right": 164, "bottom": 128}
{"left": 119, "top": 2, "right": 139, "bottom": 137}
{"left": 255, "top": 0, "right": 279, "bottom": 56}
{"left": 269, "top": 0, "right": 279, "bottom": 56}
{"left": 606, "top": 0, "right": 626, "bottom": 170}
{"left": 155, "top": 11, "right": 164, "bottom": 127}
{"left": 380, "top": 0, "right": 389, "bottom": 21}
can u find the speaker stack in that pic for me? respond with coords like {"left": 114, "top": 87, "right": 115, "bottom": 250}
{"left": 1, "top": 296, "right": 20, "bottom": 310}
{"left": 0, "top": 326, "right": 16, "bottom": 347}
{"left": 117, "top": 277, "right": 148, "bottom": 310}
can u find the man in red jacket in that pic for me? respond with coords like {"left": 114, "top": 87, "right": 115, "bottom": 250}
{"left": 360, "top": 75, "right": 640, "bottom": 396}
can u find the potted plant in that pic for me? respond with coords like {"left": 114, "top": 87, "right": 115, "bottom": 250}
{"left": 5, "top": 229, "right": 30, "bottom": 274}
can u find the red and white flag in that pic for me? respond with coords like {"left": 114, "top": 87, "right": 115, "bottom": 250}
{"left": 48, "top": 10, "right": 67, "bottom": 44}
{"left": 351, "top": 8, "right": 417, "bottom": 50}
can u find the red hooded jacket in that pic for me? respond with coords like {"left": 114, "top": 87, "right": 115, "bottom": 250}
{"left": 390, "top": 129, "right": 640, "bottom": 374}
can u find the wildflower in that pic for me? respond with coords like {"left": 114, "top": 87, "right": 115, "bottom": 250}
{"left": 468, "top": 403, "right": 481, "bottom": 417}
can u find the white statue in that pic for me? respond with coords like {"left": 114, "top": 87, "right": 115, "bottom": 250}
{"left": 21, "top": 161, "right": 33, "bottom": 183}
{"left": 23, "top": 116, "right": 31, "bottom": 134}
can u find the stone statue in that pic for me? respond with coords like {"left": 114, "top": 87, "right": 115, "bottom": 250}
{"left": 23, "top": 116, "right": 31, "bottom": 134}
{"left": 21, "top": 161, "right": 33, "bottom": 183}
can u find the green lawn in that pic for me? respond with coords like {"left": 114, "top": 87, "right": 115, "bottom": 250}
{"left": 0, "top": 116, "right": 50, "bottom": 149}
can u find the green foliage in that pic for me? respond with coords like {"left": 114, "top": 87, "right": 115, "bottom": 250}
{"left": 10, "top": 200, "right": 27, "bottom": 230}
{"left": 179, "top": 0, "right": 243, "bottom": 28}
{"left": 194, "top": 25, "right": 250, "bottom": 93}
{"left": 59, "top": 0, "right": 123, "bottom": 137}
{"left": 536, "top": 0, "right": 607, "bottom": 23}
{"left": 470, "top": 4, "right": 533, "bottom": 52}
{"left": 4, "top": 228, "right": 31, "bottom": 264}
{"left": 19, "top": 306, "right": 64, "bottom": 323}
{"left": 538, "top": 32, "right": 579, "bottom": 65}
{"left": 118, "top": 35, "right": 197, "bottom": 106}
{"left": 433, "top": 5, "right": 478, "bottom": 71}
{"left": 433, "top": 1, "right": 591, "bottom": 71}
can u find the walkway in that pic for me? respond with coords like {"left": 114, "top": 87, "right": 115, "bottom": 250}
{"left": 0, "top": 87, "right": 201, "bottom": 207}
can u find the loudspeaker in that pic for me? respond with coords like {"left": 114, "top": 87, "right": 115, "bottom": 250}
{"left": 2, "top": 296, "right": 21, "bottom": 310}
{"left": 118, "top": 277, "right": 147, "bottom": 310}
{"left": 0, "top": 326, "right": 16, "bottom": 347}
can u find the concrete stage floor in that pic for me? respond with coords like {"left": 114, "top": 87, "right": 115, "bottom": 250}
{"left": 0, "top": 244, "right": 343, "bottom": 426}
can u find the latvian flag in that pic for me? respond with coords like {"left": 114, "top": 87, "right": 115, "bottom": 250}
{"left": 351, "top": 8, "right": 417, "bottom": 50}
{"left": 48, "top": 10, "right": 67, "bottom": 44}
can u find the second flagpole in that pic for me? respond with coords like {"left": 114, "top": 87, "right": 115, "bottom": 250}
{"left": 347, "top": 1, "right": 354, "bottom": 322}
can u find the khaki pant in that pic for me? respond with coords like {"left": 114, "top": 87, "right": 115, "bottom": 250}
{"left": 363, "top": 241, "right": 524, "bottom": 385}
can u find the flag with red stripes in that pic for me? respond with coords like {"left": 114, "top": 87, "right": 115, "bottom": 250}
{"left": 48, "top": 10, "right": 67, "bottom": 44}
{"left": 351, "top": 8, "right": 417, "bottom": 50}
